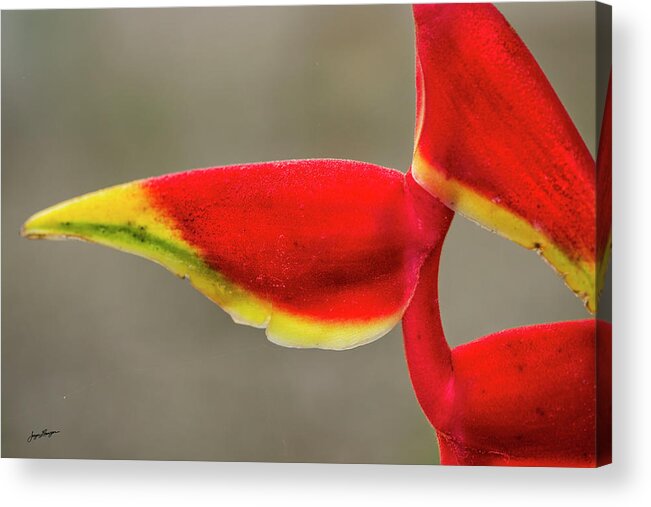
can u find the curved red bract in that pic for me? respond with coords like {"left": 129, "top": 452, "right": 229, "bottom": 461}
{"left": 406, "top": 285, "right": 611, "bottom": 467}
{"left": 23, "top": 159, "right": 454, "bottom": 349}
{"left": 412, "top": 3, "right": 599, "bottom": 310}
{"left": 439, "top": 319, "right": 611, "bottom": 467}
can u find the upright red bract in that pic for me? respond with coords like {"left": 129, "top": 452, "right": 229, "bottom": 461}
{"left": 412, "top": 3, "right": 606, "bottom": 313}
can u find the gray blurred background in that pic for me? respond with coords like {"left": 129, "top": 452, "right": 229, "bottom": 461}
{"left": 2, "top": 3, "right": 610, "bottom": 463}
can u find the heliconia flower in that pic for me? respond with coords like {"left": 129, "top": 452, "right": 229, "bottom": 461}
{"left": 22, "top": 163, "right": 611, "bottom": 466}
{"left": 412, "top": 4, "right": 609, "bottom": 313}
{"left": 20, "top": 3, "right": 612, "bottom": 467}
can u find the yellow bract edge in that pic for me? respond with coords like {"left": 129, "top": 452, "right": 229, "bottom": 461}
{"left": 412, "top": 151, "right": 598, "bottom": 314}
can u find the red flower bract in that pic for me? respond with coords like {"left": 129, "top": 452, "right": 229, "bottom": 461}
{"left": 22, "top": 160, "right": 450, "bottom": 350}
{"left": 411, "top": 3, "right": 608, "bottom": 313}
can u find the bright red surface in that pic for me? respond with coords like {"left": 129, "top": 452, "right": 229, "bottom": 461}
{"left": 441, "top": 319, "right": 611, "bottom": 466}
{"left": 407, "top": 317, "right": 611, "bottom": 467}
{"left": 413, "top": 4, "right": 596, "bottom": 262}
{"left": 145, "top": 160, "right": 436, "bottom": 321}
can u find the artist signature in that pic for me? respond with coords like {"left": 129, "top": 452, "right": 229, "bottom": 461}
{"left": 27, "top": 429, "right": 61, "bottom": 443}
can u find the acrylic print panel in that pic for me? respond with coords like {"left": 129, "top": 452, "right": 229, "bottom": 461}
{"left": 2, "top": 3, "right": 611, "bottom": 465}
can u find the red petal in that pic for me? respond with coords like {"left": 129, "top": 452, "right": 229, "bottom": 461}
{"left": 437, "top": 319, "right": 611, "bottom": 467}
{"left": 412, "top": 4, "right": 599, "bottom": 311}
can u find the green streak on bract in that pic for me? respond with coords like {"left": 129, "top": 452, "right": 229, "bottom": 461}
{"left": 57, "top": 221, "right": 206, "bottom": 272}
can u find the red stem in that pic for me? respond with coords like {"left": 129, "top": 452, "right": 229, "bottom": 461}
{"left": 402, "top": 173, "right": 455, "bottom": 430}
